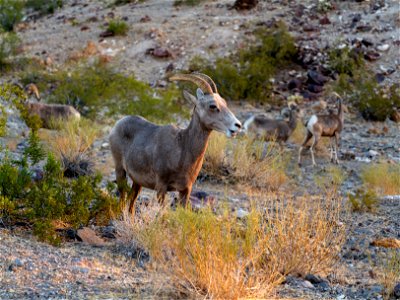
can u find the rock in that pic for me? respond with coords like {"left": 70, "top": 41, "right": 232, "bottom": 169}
{"left": 146, "top": 47, "right": 173, "bottom": 58}
{"left": 375, "top": 73, "right": 385, "bottom": 83}
{"left": 101, "top": 142, "right": 109, "bottom": 149}
{"left": 189, "top": 190, "right": 216, "bottom": 209}
{"left": 99, "top": 30, "right": 115, "bottom": 38}
{"left": 307, "top": 70, "right": 328, "bottom": 86}
{"left": 300, "top": 280, "right": 314, "bottom": 289}
{"left": 165, "top": 63, "right": 174, "bottom": 73}
{"left": 288, "top": 79, "right": 302, "bottom": 90}
{"left": 319, "top": 16, "right": 331, "bottom": 25}
{"left": 232, "top": 0, "right": 259, "bottom": 10}
{"left": 236, "top": 208, "right": 249, "bottom": 219}
{"left": 305, "top": 274, "right": 324, "bottom": 284}
{"left": 356, "top": 24, "right": 372, "bottom": 32}
{"left": 377, "top": 44, "right": 390, "bottom": 52}
{"left": 307, "top": 84, "right": 323, "bottom": 93}
{"left": 80, "top": 25, "right": 90, "bottom": 31}
{"left": 364, "top": 51, "right": 380, "bottom": 61}
{"left": 390, "top": 110, "right": 400, "bottom": 123}
{"left": 368, "top": 150, "right": 379, "bottom": 157}
{"left": 393, "top": 283, "right": 400, "bottom": 298}
{"left": 371, "top": 238, "right": 400, "bottom": 248}
{"left": 361, "top": 38, "right": 374, "bottom": 47}
{"left": 101, "top": 226, "right": 116, "bottom": 239}
{"left": 303, "top": 25, "right": 317, "bottom": 32}
{"left": 140, "top": 15, "right": 151, "bottom": 23}
{"left": 77, "top": 227, "right": 107, "bottom": 247}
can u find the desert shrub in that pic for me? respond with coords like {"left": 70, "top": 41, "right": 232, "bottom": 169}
{"left": 25, "top": 0, "right": 63, "bottom": 15}
{"left": 317, "top": 0, "right": 333, "bottom": 13}
{"left": 348, "top": 189, "right": 379, "bottom": 212}
{"left": 202, "top": 133, "right": 287, "bottom": 190}
{"left": 107, "top": 19, "right": 129, "bottom": 36}
{"left": 0, "top": 30, "right": 20, "bottom": 70}
{"left": 328, "top": 46, "right": 364, "bottom": 76}
{"left": 0, "top": 0, "right": 24, "bottom": 31}
{"left": 189, "top": 23, "right": 297, "bottom": 103}
{"left": 0, "top": 106, "right": 6, "bottom": 137}
{"left": 21, "top": 62, "right": 184, "bottom": 121}
{"left": 361, "top": 163, "right": 400, "bottom": 195}
{"left": 42, "top": 118, "right": 99, "bottom": 177}
{"left": 174, "top": 0, "right": 207, "bottom": 6}
{"left": 314, "top": 165, "right": 346, "bottom": 194}
{"left": 116, "top": 193, "right": 345, "bottom": 298}
{"left": 112, "top": 0, "right": 146, "bottom": 5}
{"left": 378, "top": 250, "right": 400, "bottom": 300}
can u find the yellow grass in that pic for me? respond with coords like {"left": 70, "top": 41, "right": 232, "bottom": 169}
{"left": 361, "top": 162, "right": 400, "bottom": 195}
{"left": 115, "top": 192, "right": 345, "bottom": 299}
{"left": 203, "top": 133, "right": 287, "bottom": 191}
{"left": 378, "top": 250, "right": 400, "bottom": 299}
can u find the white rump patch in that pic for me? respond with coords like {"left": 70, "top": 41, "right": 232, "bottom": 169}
{"left": 243, "top": 115, "right": 255, "bottom": 132}
{"left": 307, "top": 115, "right": 318, "bottom": 133}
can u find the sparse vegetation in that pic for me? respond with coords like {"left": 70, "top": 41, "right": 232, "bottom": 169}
{"left": 21, "top": 62, "right": 185, "bottom": 121}
{"left": 348, "top": 189, "right": 379, "bottom": 212}
{"left": 189, "top": 23, "right": 297, "bottom": 103}
{"left": 328, "top": 46, "right": 364, "bottom": 76}
{"left": 361, "top": 162, "right": 400, "bottom": 195}
{"left": 0, "top": 0, "right": 24, "bottom": 31}
{"left": 202, "top": 133, "right": 287, "bottom": 190}
{"left": 25, "top": 0, "right": 63, "bottom": 15}
{"left": 116, "top": 194, "right": 345, "bottom": 298}
{"left": 106, "top": 19, "right": 129, "bottom": 36}
{"left": 0, "top": 30, "right": 20, "bottom": 70}
{"left": 378, "top": 250, "right": 400, "bottom": 300}
{"left": 174, "top": 0, "right": 207, "bottom": 6}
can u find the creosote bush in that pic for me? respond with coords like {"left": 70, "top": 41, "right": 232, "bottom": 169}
{"left": 348, "top": 189, "right": 379, "bottom": 212}
{"left": 174, "top": 0, "right": 207, "bottom": 6}
{"left": 328, "top": 46, "right": 364, "bottom": 76}
{"left": 378, "top": 250, "right": 400, "bottom": 300}
{"left": 0, "top": 0, "right": 24, "bottom": 31}
{"left": 202, "top": 133, "right": 287, "bottom": 190}
{"left": 21, "top": 61, "right": 185, "bottom": 121}
{"left": 116, "top": 193, "right": 345, "bottom": 299}
{"left": 189, "top": 23, "right": 297, "bottom": 103}
{"left": 107, "top": 19, "right": 129, "bottom": 36}
{"left": 25, "top": 0, "right": 63, "bottom": 15}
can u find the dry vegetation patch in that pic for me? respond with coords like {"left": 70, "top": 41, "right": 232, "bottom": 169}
{"left": 115, "top": 192, "right": 345, "bottom": 299}
{"left": 361, "top": 162, "right": 400, "bottom": 196}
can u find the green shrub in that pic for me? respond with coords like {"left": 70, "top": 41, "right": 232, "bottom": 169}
{"left": 189, "top": 23, "right": 297, "bottom": 103}
{"left": 25, "top": 0, "right": 63, "bottom": 15}
{"left": 348, "top": 189, "right": 379, "bottom": 212}
{"left": 107, "top": 19, "right": 129, "bottom": 36}
{"left": 0, "top": 105, "right": 6, "bottom": 137}
{"left": 21, "top": 62, "right": 185, "bottom": 121}
{"left": 174, "top": 0, "right": 206, "bottom": 6}
{"left": 0, "top": 0, "right": 24, "bottom": 31}
{"left": 0, "top": 154, "right": 31, "bottom": 200}
{"left": 112, "top": 0, "right": 146, "bottom": 6}
{"left": 0, "top": 30, "right": 20, "bottom": 70}
{"left": 328, "top": 46, "right": 364, "bottom": 76}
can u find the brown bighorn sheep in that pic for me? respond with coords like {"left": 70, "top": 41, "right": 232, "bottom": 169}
{"left": 25, "top": 102, "right": 81, "bottom": 128}
{"left": 243, "top": 103, "right": 302, "bottom": 144}
{"left": 298, "top": 92, "right": 344, "bottom": 166}
{"left": 109, "top": 73, "right": 242, "bottom": 212}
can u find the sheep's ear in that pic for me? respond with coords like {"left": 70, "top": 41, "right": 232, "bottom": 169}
{"left": 196, "top": 88, "right": 205, "bottom": 101}
{"left": 183, "top": 90, "right": 198, "bottom": 106}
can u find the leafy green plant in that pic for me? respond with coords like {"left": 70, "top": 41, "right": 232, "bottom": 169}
{"left": 0, "top": 30, "right": 20, "bottom": 70}
{"left": 21, "top": 62, "right": 185, "bottom": 121}
{"left": 107, "top": 19, "right": 129, "bottom": 36}
{"left": 189, "top": 23, "right": 297, "bottom": 103}
{"left": 348, "top": 189, "right": 379, "bottom": 212}
{"left": 0, "top": 0, "right": 24, "bottom": 31}
{"left": 174, "top": 0, "right": 206, "bottom": 6}
{"left": 328, "top": 46, "right": 364, "bottom": 76}
{"left": 25, "top": 0, "right": 63, "bottom": 15}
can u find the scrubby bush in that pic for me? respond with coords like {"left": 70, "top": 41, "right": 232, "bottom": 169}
{"left": 0, "top": 0, "right": 24, "bottom": 31}
{"left": 107, "top": 19, "right": 129, "bottom": 36}
{"left": 202, "top": 133, "right": 287, "bottom": 190}
{"left": 25, "top": 0, "right": 63, "bottom": 15}
{"left": 328, "top": 46, "right": 364, "bottom": 76}
{"left": 21, "top": 62, "right": 185, "bottom": 121}
{"left": 348, "top": 189, "right": 379, "bottom": 212}
{"left": 174, "top": 0, "right": 207, "bottom": 6}
{"left": 116, "top": 194, "right": 345, "bottom": 298}
{"left": 361, "top": 162, "right": 400, "bottom": 195}
{"left": 189, "top": 23, "right": 297, "bottom": 103}
{"left": 0, "top": 30, "right": 20, "bottom": 70}
{"left": 112, "top": 0, "right": 146, "bottom": 5}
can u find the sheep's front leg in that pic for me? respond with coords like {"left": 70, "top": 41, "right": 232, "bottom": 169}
{"left": 127, "top": 182, "right": 142, "bottom": 214}
{"left": 334, "top": 132, "right": 340, "bottom": 164}
{"left": 179, "top": 187, "right": 192, "bottom": 208}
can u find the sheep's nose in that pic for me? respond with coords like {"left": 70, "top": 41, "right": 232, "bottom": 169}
{"left": 234, "top": 122, "right": 242, "bottom": 129}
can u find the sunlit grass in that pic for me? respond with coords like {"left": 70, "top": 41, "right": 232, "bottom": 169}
{"left": 361, "top": 162, "right": 400, "bottom": 195}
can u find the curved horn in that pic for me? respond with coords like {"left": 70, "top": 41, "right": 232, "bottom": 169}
{"left": 192, "top": 72, "right": 218, "bottom": 93}
{"left": 169, "top": 74, "right": 213, "bottom": 95}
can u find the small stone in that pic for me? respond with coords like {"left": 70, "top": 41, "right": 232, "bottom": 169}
{"left": 319, "top": 16, "right": 331, "bottom": 25}
{"left": 147, "top": 47, "right": 173, "bottom": 58}
{"left": 307, "top": 70, "right": 328, "bottom": 86}
{"left": 377, "top": 44, "right": 390, "bottom": 52}
{"left": 77, "top": 227, "right": 107, "bottom": 247}
{"left": 305, "top": 274, "right": 323, "bottom": 284}
{"left": 288, "top": 79, "right": 302, "bottom": 90}
{"left": 390, "top": 110, "right": 400, "bottom": 123}
{"left": 300, "top": 280, "right": 314, "bottom": 289}
{"left": 140, "top": 15, "right": 151, "bottom": 23}
{"left": 13, "top": 259, "right": 24, "bottom": 267}
{"left": 368, "top": 150, "right": 379, "bottom": 157}
{"left": 236, "top": 208, "right": 249, "bottom": 219}
{"left": 101, "top": 142, "right": 109, "bottom": 149}
{"left": 393, "top": 283, "right": 400, "bottom": 298}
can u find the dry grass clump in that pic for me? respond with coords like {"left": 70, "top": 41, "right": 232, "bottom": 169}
{"left": 361, "top": 162, "right": 400, "bottom": 195}
{"left": 203, "top": 133, "right": 287, "bottom": 190}
{"left": 40, "top": 118, "right": 99, "bottom": 177}
{"left": 116, "top": 193, "right": 345, "bottom": 299}
{"left": 377, "top": 250, "right": 400, "bottom": 299}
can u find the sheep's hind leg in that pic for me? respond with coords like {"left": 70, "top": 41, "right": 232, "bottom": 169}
{"left": 116, "top": 166, "right": 128, "bottom": 204}
{"left": 298, "top": 131, "right": 312, "bottom": 166}
{"left": 127, "top": 182, "right": 142, "bottom": 214}
{"left": 334, "top": 132, "right": 340, "bottom": 164}
{"left": 179, "top": 187, "right": 192, "bottom": 208}
{"left": 310, "top": 134, "right": 320, "bottom": 166}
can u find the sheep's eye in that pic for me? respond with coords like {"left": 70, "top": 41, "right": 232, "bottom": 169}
{"left": 209, "top": 104, "right": 219, "bottom": 112}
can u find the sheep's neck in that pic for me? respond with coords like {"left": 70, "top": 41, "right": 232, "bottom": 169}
{"left": 180, "top": 111, "right": 211, "bottom": 167}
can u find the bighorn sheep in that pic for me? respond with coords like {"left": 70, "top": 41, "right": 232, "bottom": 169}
{"left": 25, "top": 102, "right": 81, "bottom": 128}
{"left": 243, "top": 103, "right": 302, "bottom": 144}
{"left": 298, "top": 92, "right": 344, "bottom": 166}
{"left": 109, "top": 73, "right": 242, "bottom": 212}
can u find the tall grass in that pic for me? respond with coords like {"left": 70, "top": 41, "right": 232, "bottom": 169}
{"left": 378, "top": 250, "right": 400, "bottom": 299}
{"left": 361, "top": 163, "right": 400, "bottom": 195}
{"left": 203, "top": 133, "right": 287, "bottom": 190}
{"left": 116, "top": 193, "right": 345, "bottom": 299}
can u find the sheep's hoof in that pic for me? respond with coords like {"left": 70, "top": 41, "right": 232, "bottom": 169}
{"left": 298, "top": 162, "right": 302, "bottom": 167}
